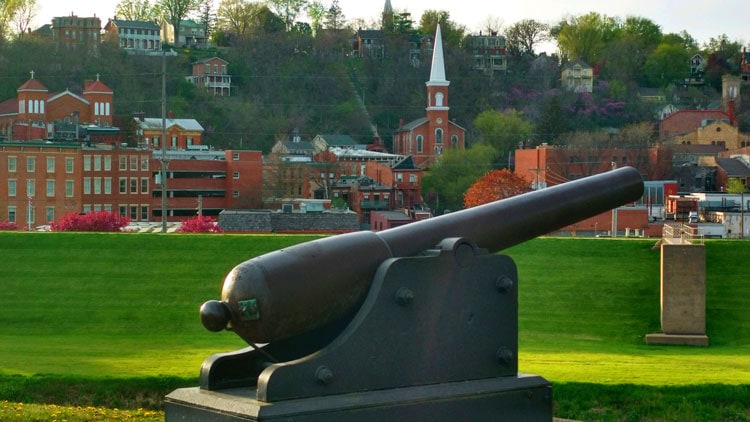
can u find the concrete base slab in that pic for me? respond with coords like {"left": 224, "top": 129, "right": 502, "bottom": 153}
{"left": 645, "top": 333, "right": 709, "bottom": 346}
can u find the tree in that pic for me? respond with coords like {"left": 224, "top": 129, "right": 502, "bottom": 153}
{"left": 474, "top": 109, "right": 532, "bottom": 162}
{"left": 115, "top": 0, "right": 158, "bottom": 21}
{"left": 418, "top": 10, "right": 465, "bottom": 47}
{"left": 323, "top": 0, "right": 345, "bottom": 31}
{"left": 534, "top": 95, "right": 570, "bottom": 144}
{"left": 306, "top": 0, "right": 325, "bottom": 35}
{"left": 421, "top": 144, "right": 496, "bottom": 214}
{"left": 463, "top": 169, "right": 530, "bottom": 208}
{"left": 643, "top": 42, "right": 690, "bottom": 87}
{"left": 156, "top": 0, "right": 201, "bottom": 47}
{"left": 11, "top": 0, "right": 37, "bottom": 36}
{"left": 726, "top": 178, "right": 747, "bottom": 194}
{"left": 504, "top": 19, "right": 549, "bottom": 57}
{"left": 265, "top": 0, "right": 308, "bottom": 32}
{"left": 553, "top": 12, "right": 621, "bottom": 64}
{"left": 217, "top": 0, "right": 263, "bottom": 38}
{"left": 196, "top": 0, "right": 216, "bottom": 39}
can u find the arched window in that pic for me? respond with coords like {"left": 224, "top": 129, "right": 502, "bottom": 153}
{"left": 435, "top": 92, "right": 444, "bottom": 107}
{"left": 435, "top": 128, "right": 443, "bottom": 144}
{"left": 451, "top": 135, "right": 458, "bottom": 148}
{"left": 417, "top": 135, "right": 423, "bottom": 152}
{"left": 94, "top": 102, "right": 100, "bottom": 116}
{"left": 39, "top": 100, "right": 44, "bottom": 114}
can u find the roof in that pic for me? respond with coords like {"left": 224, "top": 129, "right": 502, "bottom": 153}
{"left": 397, "top": 117, "right": 429, "bottom": 132}
{"left": 392, "top": 155, "right": 418, "bottom": 170}
{"left": 83, "top": 80, "right": 113, "bottom": 94}
{"left": 108, "top": 19, "right": 160, "bottom": 30}
{"left": 192, "top": 56, "right": 228, "bottom": 65}
{"left": 0, "top": 98, "right": 18, "bottom": 116}
{"left": 660, "top": 109, "right": 731, "bottom": 139}
{"left": 316, "top": 134, "right": 357, "bottom": 147}
{"left": 716, "top": 158, "right": 750, "bottom": 177}
{"left": 135, "top": 117, "right": 204, "bottom": 131}
{"left": 562, "top": 59, "right": 592, "bottom": 69}
{"left": 17, "top": 78, "right": 48, "bottom": 91}
{"left": 329, "top": 146, "right": 403, "bottom": 160}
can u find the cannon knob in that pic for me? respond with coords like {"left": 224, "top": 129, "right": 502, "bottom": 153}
{"left": 201, "top": 300, "right": 231, "bottom": 332}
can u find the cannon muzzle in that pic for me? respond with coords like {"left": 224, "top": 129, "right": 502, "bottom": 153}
{"left": 201, "top": 167, "right": 644, "bottom": 344}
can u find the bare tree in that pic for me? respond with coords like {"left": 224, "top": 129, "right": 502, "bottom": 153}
{"left": 504, "top": 19, "right": 550, "bottom": 57}
{"left": 115, "top": 0, "right": 158, "bottom": 21}
{"left": 13, "top": 0, "right": 37, "bottom": 37}
{"left": 265, "top": 0, "right": 308, "bottom": 32}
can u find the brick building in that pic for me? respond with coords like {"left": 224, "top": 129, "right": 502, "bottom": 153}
{"left": 188, "top": 57, "right": 232, "bottom": 96}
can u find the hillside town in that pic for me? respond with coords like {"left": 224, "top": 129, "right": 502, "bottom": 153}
{"left": 0, "top": 1, "right": 749, "bottom": 237}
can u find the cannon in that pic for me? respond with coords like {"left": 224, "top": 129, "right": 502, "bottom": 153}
{"left": 166, "top": 167, "right": 644, "bottom": 421}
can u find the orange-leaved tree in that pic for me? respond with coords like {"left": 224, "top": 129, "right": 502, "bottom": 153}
{"left": 463, "top": 169, "right": 530, "bottom": 208}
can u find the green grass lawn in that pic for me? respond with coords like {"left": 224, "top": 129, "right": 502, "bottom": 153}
{"left": 1, "top": 232, "right": 748, "bottom": 420}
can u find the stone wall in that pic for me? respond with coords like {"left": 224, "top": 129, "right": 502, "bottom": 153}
{"left": 219, "top": 209, "right": 360, "bottom": 233}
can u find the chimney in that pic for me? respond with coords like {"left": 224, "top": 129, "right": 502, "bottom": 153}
{"left": 398, "top": 118, "right": 404, "bottom": 129}
{"left": 168, "top": 111, "right": 175, "bottom": 119}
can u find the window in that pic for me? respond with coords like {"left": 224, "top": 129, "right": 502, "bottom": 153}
{"left": 140, "top": 206, "right": 148, "bottom": 221}
{"left": 46, "top": 207, "right": 54, "bottom": 223}
{"left": 395, "top": 173, "right": 403, "bottom": 182}
{"left": 152, "top": 137, "right": 160, "bottom": 148}
{"left": 141, "top": 157, "right": 149, "bottom": 171}
{"left": 8, "top": 157, "right": 16, "bottom": 172}
{"left": 104, "top": 156, "right": 112, "bottom": 171}
{"left": 66, "top": 157, "right": 74, "bottom": 173}
{"left": 27, "top": 157, "right": 36, "bottom": 172}
{"left": 47, "top": 157, "right": 55, "bottom": 173}
{"left": 104, "top": 178, "right": 112, "bottom": 194}
{"left": 130, "top": 178, "right": 138, "bottom": 193}
{"left": 233, "top": 153, "right": 240, "bottom": 160}
{"left": 104, "top": 204, "right": 112, "bottom": 212}
{"left": 93, "top": 155, "right": 101, "bottom": 171}
{"left": 171, "top": 136, "right": 177, "bottom": 148}
{"left": 8, "top": 179, "right": 16, "bottom": 196}
{"left": 119, "top": 205, "right": 127, "bottom": 216}
{"left": 436, "top": 128, "right": 443, "bottom": 144}
{"left": 94, "top": 178, "right": 101, "bottom": 194}
{"left": 140, "top": 178, "right": 149, "bottom": 194}
{"left": 130, "top": 205, "right": 137, "bottom": 220}
{"left": 83, "top": 155, "right": 91, "bottom": 171}
{"left": 46, "top": 180, "right": 55, "bottom": 197}
{"left": 83, "top": 205, "right": 91, "bottom": 213}
{"left": 233, "top": 190, "right": 240, "bottom": 198}
{"left": 27, "top": 180, "right": 35, "bottom": 196}
{"left": 119, "top": 156, "right": 127, "bottom": 170}
{"left": 130, "top": 156, "right": 138, "bottom": 171}
{"left": 451, "top": 135, "right": 458, "bottom": 148}
{"left": 417, "top": 135, "right": 423, "bottom": 153}
{"left": 83, "top": 178, "right": 91, "bottom": 194}
{"left": 27, "top": 206, "right": 34, "bottom": 226}
{"left": 8, "top": 206, "right": 16, "bottom": 223}
{"left": 119, "top": 177, "right": 127, "bottom": 194}
{"left": 409, "top": 174, "right": 417, "bottom": 183}
{"left": 65, "top": 180, "right": 74, "bottom": 197}
{"left": 233, "top": 171, "right": 240, "bottom": 179}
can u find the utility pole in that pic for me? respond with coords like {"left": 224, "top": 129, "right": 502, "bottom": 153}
{"left": 160, "top": 49, "right": 168, "bottom": 233}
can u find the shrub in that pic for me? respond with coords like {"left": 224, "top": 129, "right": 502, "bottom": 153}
{"left": 177, "top": 215, "right": 222, "bottom": 233}
{"left": 50, "top": 211, "right": 131, "bottom": 232}
{"left": 0, "top": 220, "right": 19, "bottom": 231}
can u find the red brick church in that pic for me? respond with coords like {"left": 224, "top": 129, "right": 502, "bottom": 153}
{"left": 392, "top": 25, "right": 466, "bottom": 168}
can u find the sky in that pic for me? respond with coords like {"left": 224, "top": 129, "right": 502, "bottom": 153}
{"left": 32, "top": 0, "right": 748, "bottom": 54}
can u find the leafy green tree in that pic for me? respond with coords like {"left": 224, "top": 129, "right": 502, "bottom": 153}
{"left": 421, "top": 144, "right": 496, "bottom": 214}
{"left": 643, "top": 42, "right": 690, "bottom": 87}
{"left": 702, "top": 34, "right": 742, "bottom": 88}
{"left": 115, "top": 0, "right": 158, "bottom": 21}
{"left": 306, "top": 1, "right": 325, "bottom": 35}
{"left": 726, "top": 178, "right": 747, "bottom": 194}
{"left": 418, "top": 10, "right": 465, "bottom": 46}
{"left": 474, "top": 109, "right": 532, "bottom": 161}
{"left": 553, "top": 12, "right": 621, "bottom": 64}
{"left": 217, "top": 0, "right": 254, "bottom": 38}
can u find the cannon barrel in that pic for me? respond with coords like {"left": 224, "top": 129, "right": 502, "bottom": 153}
{"left": 201, "top": 167, "right": 644, "bottom": 344}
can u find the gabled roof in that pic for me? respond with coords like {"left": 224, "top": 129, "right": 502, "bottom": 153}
{"left": 107, "top": 19, "right": 160, "bottom": 30}
{"left": 397, "top": 117, "right": 429, "bottom": 132}
{"left": 135, "top": 117, "right": 204, "bottom": 131}
{"left": 48, "top": 89, "right": 89, "bottom": 105}
{"left": 392, "top": 155, "right": 418, "bottom": 170}
{"left": 562, "top": 59, "right": 591, "bottom": 69}
{"left": 716, "top": 158, "right": 750, "bottom": 177}
{"left": 192, "top": 56, "right": 228, "bottom": 65}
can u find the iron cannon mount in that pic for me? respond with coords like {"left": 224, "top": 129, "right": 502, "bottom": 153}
{"left": 165, "top": 167, "right": 644, "bottom": 421}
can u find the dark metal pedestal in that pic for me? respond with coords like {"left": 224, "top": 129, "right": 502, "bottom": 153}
{"left": 165, "top": 374, "right": 551, "bottom": 421}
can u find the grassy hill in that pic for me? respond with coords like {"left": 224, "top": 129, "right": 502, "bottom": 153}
{"left": 0, "top": 233, "right": 748, "bottom": 420}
